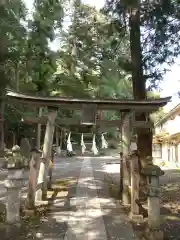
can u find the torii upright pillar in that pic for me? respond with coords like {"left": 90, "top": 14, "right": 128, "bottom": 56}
{"left": 36, "top": 108, "right": 57, "bottom": 201}
{"left": 122, "top": 114, "right": 131, "bottom": 205}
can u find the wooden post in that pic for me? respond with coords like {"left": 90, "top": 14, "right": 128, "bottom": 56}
{"left": 36, "top": 107, "right": 42, "bottom": 149}
{"left": 119, "top": 121, "right": 123, "bottom": 196}
{"left": 27, "top": 148, "right": 41, "bottom": 209}
{"left": 129, "top": 151, "right": 143, "bottom": 221}
{"left": 60, "top": 128, "right": 63, "bottom": 150}
{"left": 122, "top": 115, "right": 131, "bottom": 205}
{"left": 119, "top": 152, "right": 123, "bottom": 197}
{"left": 12, "top": 133, "right": 16, "bottom": 146}
{"left": 122, "top": 156, "right": 131, "bottom": 205}
{"left": 55, "top": 127, "right": 59, "bottom": 145}
{"left": 47, "top": 148, "right": 55, "bottom": 190}
{"left": 36, "top": 109, "right": 57, "bottom": 201}
{"left": 55, "top": 127, "right": 61, "bottom": 154}
{"left": 0, "top": 100, "right": 4, "bottom": 151}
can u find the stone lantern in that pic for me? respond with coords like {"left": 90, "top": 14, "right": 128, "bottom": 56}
{"left": 141, "top": 156, "right": 164, "bottom": 230}
{"left": 4, "top": 145, "right": 27, "bottom": 224}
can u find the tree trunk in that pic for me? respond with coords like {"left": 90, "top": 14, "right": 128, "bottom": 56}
{"left": 129, "top": 1, "right": 153, "bottom": 204}
{"left": 129, "top": 1, "right": 152, "bottom": 168}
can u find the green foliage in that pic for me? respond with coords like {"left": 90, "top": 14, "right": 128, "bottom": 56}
{"left": 151, "top": 108, "right": 166, "bottom": 123}
{"left": 26, "top": 0, "right": 64, "bottom": 94}
{"left": 1, "top": 0, "right": 66, "bottom": 140}
{"left": 103, "top": 0, "right": 180, "bottom": 88}
{"left": 55, "top": 1, "right": 132, "bottom": 100}
{"left": 0, "top": 0, "right": 172, "bottom": 142}
{"left": 0, "top": 0, "right": 27, "bottom": 93}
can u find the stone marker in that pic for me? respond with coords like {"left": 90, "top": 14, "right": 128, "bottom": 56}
{"left": 20, "top": 138, "right": 31, "bottom": 166}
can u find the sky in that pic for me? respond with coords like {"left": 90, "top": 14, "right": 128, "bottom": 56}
{"left": 24, "top": 0, "right": 180, "bottom": 111}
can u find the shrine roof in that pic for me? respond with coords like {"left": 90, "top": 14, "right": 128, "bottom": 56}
{"left": 155, "top": 103, "right": 180, "bottom": 126}
{"left": 7, "top": 90, "right": 171, "bottom": 111}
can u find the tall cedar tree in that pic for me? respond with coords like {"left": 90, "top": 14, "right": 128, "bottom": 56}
{"left": 104, "top": 0, "right": 180, "bottom": 165}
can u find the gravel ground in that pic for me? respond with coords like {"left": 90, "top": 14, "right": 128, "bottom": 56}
{"left": 160, "top": 169, "right": 180, "bottom": 240}
{"left": 104, "top": 162, "right": 180, "bottom": 239}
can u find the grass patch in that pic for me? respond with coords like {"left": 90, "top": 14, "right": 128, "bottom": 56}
{"left": 19, "top": 178, "right": 75, "bottom": 221}
{"left": 0, "top": 178, "right": 75, "bottom": 238}
{"left": 52, "top": 178, "right": 77, "bottom": 191}
{"left": 54, "top": 179, "right": 70, "bottom": 186}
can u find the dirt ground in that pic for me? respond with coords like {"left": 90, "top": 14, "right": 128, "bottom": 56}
{"left": 106, "top": 166, "right": 180, "bottom": 240}
{"left": 160, "top": 169, "right": 180, "bottom": 240}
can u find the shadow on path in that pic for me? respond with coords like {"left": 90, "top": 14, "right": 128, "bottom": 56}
{"left": 0, "top": 157, "right": 137, "bottom": 240}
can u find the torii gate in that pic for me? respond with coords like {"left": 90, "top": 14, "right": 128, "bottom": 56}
{"left": 6, "top": 90, "right": 171, "bottom": 201}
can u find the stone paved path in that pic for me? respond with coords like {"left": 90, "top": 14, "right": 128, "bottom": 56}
{"left": 38, "top": 156, "right": 137, "bottom": 240}
{"left": 0, "top": 156, "right": 137, "bottom": 239}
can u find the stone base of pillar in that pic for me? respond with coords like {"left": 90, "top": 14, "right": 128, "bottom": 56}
{"left": 35, "top": 185, "right": 43, "bottom": 202}
{"left": 148, "top": 197, "right": 161, "bottom": 229}
{"left": 56, "top": 146, "right": 61, "bottom": 155}
{"left": 35, "top": 200, "right": 48, "bottom": 206}
{"left": 42, "top": 176, "right": 50, "bottom": 200}
{"left": 129, "top": 212, "right": 144, "bottom": 222}
{"left": 6, "top": 222, "right": 21, "bottom": 239}
{"left": 144, "top": 228, "right": 164, "bottom": 240}
{"left": 122, "top": 189, "right": 130, "bottom": 205}
{"left": 0, "top": 157, "right": 6, "bottom": 168}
